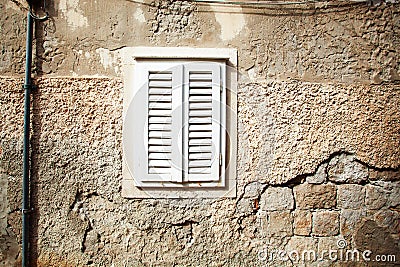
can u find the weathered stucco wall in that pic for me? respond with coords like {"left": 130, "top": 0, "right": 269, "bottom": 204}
{"left": 2, "top": 0, "right": 400, "bottom": 83}
{"left": 1, "top": 0, "right": 400, "bottom": 266}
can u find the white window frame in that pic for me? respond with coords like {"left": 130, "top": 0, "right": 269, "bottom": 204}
{"left": 121, "top": 47, "right": 237, "bottom": 198}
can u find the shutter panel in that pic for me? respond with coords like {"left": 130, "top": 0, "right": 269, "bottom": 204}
{"left": 130, "top": 61, "right": 225, "bottom": 187}
{"left": 147, "top": 72, "right": 173, "bottom": 175}
{"left": 140, "top": 65, "right": 183, "bottom": 184}
{"left": 184, "top": 64, "right": 221, "bottom": 182}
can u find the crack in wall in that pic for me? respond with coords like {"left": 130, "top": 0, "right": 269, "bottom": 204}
{"left": 80, "top": 220, "right": 93, "bottom": 253}
{"left": 235, "top": 151, "right": 399, "bottom": 249}
{"left": 239, "top": 150, "right": 399, "bottom": 203}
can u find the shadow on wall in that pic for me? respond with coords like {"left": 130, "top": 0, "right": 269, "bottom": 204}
{"left": 355, "top": 220, "right": 400, "bottom": 266}
{"left": 126, "top": 0, "right": 376, "bottom": 17}
{"left": 26, "top": 85, "right": 43, "bottom": 267}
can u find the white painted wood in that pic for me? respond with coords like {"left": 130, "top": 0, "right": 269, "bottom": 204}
{"left": 170, "top": 65, "right": 183, "bottom": 183}
{"left": 123, "top": 56, "right": 230, "bottom": 192}
{"left": 144, "top": 66, "right": 174, "bottom": 183}
{"left": 122, "top": 48, "right": 237, "bottom": 197}
{"left": 128, "top": 47, "right": 237, "bottom": 65}
{"left": 183, "top": 63, "right": 222, "bottom": 183}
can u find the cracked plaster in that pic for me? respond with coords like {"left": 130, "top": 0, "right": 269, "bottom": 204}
{"left": 1, "top": 77, "right": 398, "bottom": 265}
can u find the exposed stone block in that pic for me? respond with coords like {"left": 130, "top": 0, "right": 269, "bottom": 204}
{"left": 306, "top": 163, "right": 327, "bottom": 185}
{"left": 285, "top": 236, "right": 318, "bottom": 261}
{"left": 340, "top": 209, "right": 366, "bottom": 238}
{"left": 236, "top": 198, "right": 255, "bottom": 215}
{"left": 327, "top": 154, "right": 368, "bottom": 184}
{"left": 260, "top": 187, "right": 294, "bottom": 211}
{"left": 373, "top": 209, "right": 400, "bottom": 235}
{"left": 243, "top": 182, "right": 266, "bottom": 199}
{"left": 293, "top": 210, "right": 312, "bottom": 236}
{"left": 388, "top": 182, "right": 400, "bottom": 208}
{"left": 337, "top": 184, "right": 365, "bottom": 209}
{"left": 267, "top": 211, "right": 293, "bottom": 237}
{"left": 317, "top": 237, "right": 345, "bottom": 264}
{"left": 365, "top": 184, "right": 387, "bottom": 210}
{"left": 312, "top": 211, "right": 339, "bottom": 236}
{"left": 293, "top": 183, "right": 336, "bottom": 210}
{"left": 369, "top": 169, "right": 400, "bottom": 181}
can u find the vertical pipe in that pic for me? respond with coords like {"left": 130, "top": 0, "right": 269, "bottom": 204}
{"left": 22, "top": 11, "right": 33, "bottom": 267}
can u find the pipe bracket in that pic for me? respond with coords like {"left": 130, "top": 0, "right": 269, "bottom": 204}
{"left": 21, "top": 208, "right": 34, "bottom": 214}
{"left": 22, "top": 84, "right": 37, "bottom": 90}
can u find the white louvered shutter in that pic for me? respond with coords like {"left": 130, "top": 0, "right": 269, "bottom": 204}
{"left": 183, "top": 63, "right": 222, "bottom": 182}
{"left": 131, "top": 61, "right": 225, "bottom": 187}
{"left": 136, "top": 64, "right": 183, "bottom": 184}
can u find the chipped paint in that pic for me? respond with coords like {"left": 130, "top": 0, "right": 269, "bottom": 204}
{"left": 134, "top": 7, "right": 146, "bottom": 23}
{"left": 85, "top": 51, "right": 91, "bottom": 59}
{"left": 96, "top": 48, "right": 120, "bottom": 75}
{"left": 211, "top": 6, "right": 245, "bottom": 41}
{"left": 59, "top": 0, "right": 89, "bottom": 30}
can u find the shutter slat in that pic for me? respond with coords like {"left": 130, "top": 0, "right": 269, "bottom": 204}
{"left": 189, "top": 88, "right": 212, "bottom": 95}
{"left": 149, "top": 124, "right": 172, "bottom": 131}
{"left": 149, "top": 153, "right": 171, "bottom": 159}
{"left": 148, "top": 131, "right": 172, "bottom": 138}
{"left": 189, "top": 117, "right": 212, "bottom": 124}
{"left": 149, "top": 80, "right": 172, "bottom": 88}
{"left": 188, "top": 137, "right": 212, "bottom": 146}
{"left": 149, "top": 88, "right": 172, "bottom": 95}
{"left": 148, "top": 160, "right": 171, "bottom": 167}
{"left": 189, "top": 153, "right": 212, "bottom": 160}
{"left": 189, "top": 103, "right": 212, "bottom": 109}
{"left": 149, "top": 110, "right": 172, "bottom": 116}
{"left": 188, "top": 168, "right": 211, "bottom": 174}
{"left": 149, "top": 117, "right": 172, "bottom": 124}
{"left": 149, "top": 73, "right": 172, "bottom": 80}
{"left": 149, "top": 145, "right": 171, "bottom": 152}
{"left": 189, "top": 131, "right": 212, "bottom": 138}
{"left": 189, "top": 73, "right": 212, "bottom": 80}
{"left": 189, "top": 96, "right": 212, "bottom": 102}
{"left": 189, "top": 110, "right": 212, "bottom": 117}
{"left": 189, "top": 124, "right": 212, "bottom": 131}
{"left": 148, "top": 138, "right": 172, "bottom": 145}
{"left": 149, "top": 102, "right": 172, "bottom": 109}
{"left": 189, "top": 81, "right": 212, "bottom": 88}
{"left": 188, "top": 160, "right": 211, "bottom": 167}
{"left": 149, "top": 95, "right": 171, "bottom": 102}
{"left": 189, "top": 146, "right": 212, "bottom": 153}
{"left": 149, "top": 167, "right": 171, "bottom": 174}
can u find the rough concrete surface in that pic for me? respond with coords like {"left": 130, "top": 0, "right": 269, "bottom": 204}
{"left": 1, "top": 0, "right": 400, "bottom": 266}
{"left": 1, "top": 76, "right": 398, "bottom": 266}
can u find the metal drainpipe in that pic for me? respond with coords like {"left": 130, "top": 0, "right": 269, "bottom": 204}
{"left": 22, "top": 10, "right": 34, "bottom": 267}
{"left": 22, "top": 1, "right": 48, "bottom": 264}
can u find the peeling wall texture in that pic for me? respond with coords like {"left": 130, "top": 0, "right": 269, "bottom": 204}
{"left": 1, "top": 0, "right": 400, "bottom": 266}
